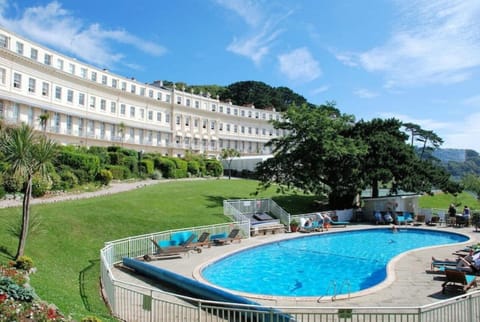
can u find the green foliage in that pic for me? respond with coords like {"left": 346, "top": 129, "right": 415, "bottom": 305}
{"left": 81, "top": 316, "right": 103, "bottom": 322}
{"left": 139, "top": 159, "right": 154, "bottom": 175}
{"left": 150, "top": 170, "right": 162, "bottom": 180}
{"left": 56, "top": 167, "right": 79, "bottom": 190}
{"left": 106, "top": 165, "right": 131, "bottom": 180}
{"left": 119, "top": 156, "right": 138, "bottom": 176}
{"left": 31, "top": 173, "right": 52, "bottom": 197}
{"left": 172, "top": 159, "right": 188, "bottom": 178}
{"left": 0, "top": 276, "right": 35, "bottom": 301}
{"left": 107, "top": 152, "right": 122, "bottom": 165}
{"left": 118, "top": 148, "right": 137, "bottom": 157}
{"left": 205, "top": 159, "right": 223, "bottom": 177}
{"left": 187, "top": 160, "right": 200, "bottom": 176}
{"left": 96, "top": 169, "right": 113, "bottom": 186}
{"left": 156, "top": 157, "right": 176, "bottom": 178}
{"left": 56, "top": 149, "right": 100, "bottom": 182}
{"left": 15, "top": 255, "right": 34, "bottom": 271}
{"left": 87, "top": 146, "right": 110, "bottom": 167}
{"left": 2, "top": 171, "right": 24, "bottom": 193}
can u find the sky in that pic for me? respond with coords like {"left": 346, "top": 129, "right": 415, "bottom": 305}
{"left": 1, "top": 0, "right": 480, "bottom": 152}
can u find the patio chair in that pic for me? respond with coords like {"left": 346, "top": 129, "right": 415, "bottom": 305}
{"left": 145, "top": 234, "right": 198, "bottom": 260}
{"left": 191, "top": 232, "right": 211, "bottom": 248}
{"left": 442, "top": 269, "right": 477, "bottom": 294}
{"left": 213, "top": 228, "right": 242, "bottom": 245}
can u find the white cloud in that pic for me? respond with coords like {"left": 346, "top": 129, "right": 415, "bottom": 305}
{"left": 0, "top": 1, "right": 165, "bottom": 69}
{"left": 380, "top": 111, "right": 480, "bottom": 152}
{"left": 311, "top": 85, "right": 329, "bottom": 95}
{"left": 227, "top": 24, "right": 282, "bottom": 65}
{"left": 214, "top": 0, "right": 263, "bottom": 27}
{"left": 353, "top": 88, "right": 379, "bottom": 99}
{"left": 277, "top": 47, "right": 321, "bottom": 82}
{"left": 338, "top": 1, "right": 480, "bottom": 87}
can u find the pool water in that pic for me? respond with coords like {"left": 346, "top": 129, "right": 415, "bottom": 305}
{"left": 201, "top": 228, "right": 468, "bottom": 297}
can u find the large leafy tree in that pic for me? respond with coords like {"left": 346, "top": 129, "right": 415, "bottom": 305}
{"left": 256, "top": 104, "right": 367, "bottom": 208}
{"left": 0, "top": 123, "right": 57, "bottom": 259}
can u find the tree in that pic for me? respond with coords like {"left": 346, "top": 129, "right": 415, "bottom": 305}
{"left": 118, "top": 122, "right": 126, "bottom": 147}
{"left": 0, "top": 123, "right": 57, "bottom": 259}
{"left": 416, "top": 129, "right": 444, "bottom": 160}
{"left": 220, "top": 148, "right": 240, "bottom": 179}
{"left": 462, "top": 174, "right": 480, "bottom": 199}
{"left": 256, "top": 103, "right": 367, "bottom": 208}
{"left": 402, "top": 122, "right": 422, "bottom": 146}
{"left": 38, "top": 112, "right": 50, "bottom": 135}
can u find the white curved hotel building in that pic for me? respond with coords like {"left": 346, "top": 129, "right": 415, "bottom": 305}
{"left": 0, "top": 27, "right": 281, "bottom": 157}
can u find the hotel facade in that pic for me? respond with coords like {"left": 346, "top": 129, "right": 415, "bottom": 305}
{"left": 0, "top": 27, "right": 282, "bottom": 157}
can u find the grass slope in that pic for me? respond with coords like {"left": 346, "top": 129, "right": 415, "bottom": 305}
{"left": 0, "top": 179, "right": 316, "bottom": 321}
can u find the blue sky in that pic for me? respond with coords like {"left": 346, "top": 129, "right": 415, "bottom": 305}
{"left": 1, "top": 0, "right": 480, "bottom": 152}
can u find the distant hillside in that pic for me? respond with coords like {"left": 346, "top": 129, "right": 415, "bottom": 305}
{"left": 433, "top": 148, "right": 466, "bottom": 163}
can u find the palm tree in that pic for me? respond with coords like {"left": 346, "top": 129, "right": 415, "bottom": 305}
{"left": 0, "top": 123, "right": 57, "bottom": 259}
{"left": 38, "top": 112, "right": 50, "bottom": 135}
{"left": 118, "top": 122, "right": 126, "bottom": 147}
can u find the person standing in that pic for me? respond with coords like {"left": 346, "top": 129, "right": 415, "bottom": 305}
{"left": 463, "top": 205, "right": 471, "bottom": 226}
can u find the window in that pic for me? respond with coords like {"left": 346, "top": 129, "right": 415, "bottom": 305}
{"left": 121, "top": 82, "right": 126, "bottom": 91}
{"left": 156, "top": 112, "right": 161, "bottom": 122}
{"left": 100, "top": 99, "right": 106, "bottom": 111}
{"left": 211, "top": 104, "right": 216, "bottom": 111}
{"left": 248, "top": 111, "right": 252, "bottom": 118}
{"left": 166, "top": 94, "right": 171, "bottom": 103}
{"left": 0, "top": 34, "right": 8, "bottom": 48}
{"left": 185, "top": 117, "right": 190, "bottom": 126}
{"left": 130, "top": 106, "right": 135, "bottom": 118}
{"left": 57, "top": 59, "right": 64, "bottom": 70}
{"left": 0, "top": 68, "right": 5, "bottom": 84}
{"left": 241, "top": 110, "right": 245, "bottom": 117}
{"left": 241, "top": 126, "right": 245, "bottom": 134}
{"left": 202, "top": 120, "right": 207, "bottom": 129}
{"left": 219, "top": 106, "right": 223, "bottom": 113}
{"left": 176, "top": 115, "right": 181, "bottom": 125}
{"left": 68, "top": 63, "right": 75, "bottom": 74}
{"left": 195, "top": 101, "right": 199, "bottom": 108}
{"left": 130, "top": 84, "right": 136, "bottom": 94}
{"left": 120, "top": 104, "right": 126, "bottom": 115}
{"left": 226, "top": 124, "right": 231, "bottom": 132}
{"left": 211, "top": 121, "right": 215, "bottom": 130}
{"left": 186, "top": 99, "right": 191, "bottom": 107}
{"left": 67, "top": 89, "right": 73, "bottom": 102}
{"left": 44, "top": 54, "right": 52, "bottom": 65}
{"left": 16, "top": 41, "right": 23, "bottom": 54}
{"left": 102, "top": 75, "right": 107, "bottom": 85}
{"left": 140, "top": 108, "right": 145, "bottom": 119}
{"left": 30, "top": 48, "right": 38, "bottom": 60}
{"left": 157, "top": 92, "right": 162, "bottom": 100}
{"left": 28, "top": 78, "right": 36, "bottom": 93}
{"left": 226, "top": 107, "right": 231, "bottom": 114}
{"left": 80, "top": 68, "right": 87, "bottom": 79}
{"left": 78, "top": 93, "right": 85, "bottom": 105}
{"left": 234, "top": 109, "right": 238, "bottom": 116}
{"left": 13, "top": 73, "right": 21, "bottom": 88}
{"left": 234, "top": 125, "right": 238, "bottom": 133}
{"left": 149, "top": 90, "right": 153, "bottom": 98}
{"left": 148, "top": 111, "right": 153, "bottom": 120}
{"left": 90, "top": 96, "right": 96, "bottom": 108}
{"left": 55, "top": 86, "right": 62, "bottom": 100}
{"left": 219, "top": 123, "right": 223, "bottom": 131}
{"left": 42, "top": 82, "right": 49, "bottom": 96}
{"left": 140, "top": 87, "right": 145, "bottom": 96}
{"left": 165, "top": 113, "right": 170, "bottom": 123}
{"left": 177, "top": 96, "right": 182, "bottom": 104}
{"left": 66, "top": 115, "right": 73, "bottom": 132}
{"left": 110, "top": 102, "right": 116, "bottom": 113}
{"left": 91, "top": 71, "right": 97, "bottom": 82}
{"left": 112, "top": 79, "right": 118, "bottom": 88}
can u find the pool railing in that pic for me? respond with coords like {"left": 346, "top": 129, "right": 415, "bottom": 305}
{"left": 101, "top": 222, "right": 480, "bottom": 322}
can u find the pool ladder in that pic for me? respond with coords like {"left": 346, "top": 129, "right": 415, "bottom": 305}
{"left": 318, "top": 279, "right": 351, "bottom": 302}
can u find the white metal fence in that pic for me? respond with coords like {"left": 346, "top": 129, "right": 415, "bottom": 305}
{"left": 100, "top": 223, "right": 480, "bottom": 322}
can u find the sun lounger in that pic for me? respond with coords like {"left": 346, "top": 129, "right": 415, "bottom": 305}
{"left": 191, "top": 232, "right": 211, "bottom": 249}
{"left": 144, "top": 234, "right": 197, "bottom": 260}
{"left": 213, "top": 228, "right": 242, "bottom": 245}
{"left": 329, "top": 219, "right": 349, "bottom": 227}
{"left": 442, "top": 269, "right": 477, "bottom": 294}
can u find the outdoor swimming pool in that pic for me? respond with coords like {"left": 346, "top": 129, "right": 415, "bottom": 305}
{"left": 201, "top": 228, "right": 469, "bottom": 297}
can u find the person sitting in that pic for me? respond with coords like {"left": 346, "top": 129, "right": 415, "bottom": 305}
{"left": 457, "top": 251, "right": 480, "bottom": 273}
{"left": 374, "top": 211, "right": 384, "bottom": 224}
{"left": 321, "top": 213, "right": 332, "bottom": 230}
{"left": 383, "top": 212, "right": 393, "bottom": 224}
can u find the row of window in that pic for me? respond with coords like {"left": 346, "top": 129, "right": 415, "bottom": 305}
{"left": 0, "top": 31, "right": 280, "bottom": 122}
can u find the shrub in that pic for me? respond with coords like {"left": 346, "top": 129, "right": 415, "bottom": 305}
{"left": 3, "top": 172, "right": 23, "bottom": 193}
{"left": 206, "top": 160, "right": 223, "bottom": 177}
{"left": 15, "top": 256, "right": 34, "bottom": 271}
{"left": 120, "top": 156, "right": 138, "bottom": 176}
{"left": 56, "top": 150, "right": 100, "bottom": 181}
{"left": 72, "top": 169, "right": 90, "bottom": 185}
{"left": 156, "top": 157, "right": 176, "bottom": 178}
{"left": 32, "top": 174, "right": 52, "bottom": 198}
{"left": 81, "top": 316, "right": 102, "bottom": 322}
{"left": 87, "top": 146, "right": 110, "bottom": 167}
{"left": 108, "top": 151, "right": 122, "bottom": 165}
{"left": 150, "top": 170, "right": 162, "bottom": 180}
{"left": 118, "top": 148, "right": 138, "bottom": 157}
{"left": 107, "top": 165, "right": 131, "bottom": 180}
{"left": 173, "top": 158, "right": 188, "bottom": 178}
{"left": 0, "top": 276, "right": 35, "bottom": 301}
{"left": 187, "top": 160, "right": 200, "bottom": 176}
{"left": 139, "top": 159, "right": 154, "bottom": 176}
{"left": 57, "top": 167, "right": 79, "bottom": 190}
{"left": 96, "top": 169, "right": 113, "bottom": 186}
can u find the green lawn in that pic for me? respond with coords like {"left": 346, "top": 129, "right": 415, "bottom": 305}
{"left": 0, "top": 179, "right": 317, "bottom": 321}
{"left": 418, "top": 191, "right": 480, "bottom": 211}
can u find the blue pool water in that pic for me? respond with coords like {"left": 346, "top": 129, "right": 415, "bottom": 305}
{"left": 201, "top": 228, "right": 468, "bottom": 297}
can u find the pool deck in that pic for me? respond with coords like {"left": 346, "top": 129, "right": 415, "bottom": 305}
{"left": 113, "top": 224, "right": 480, "bottom": 308}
